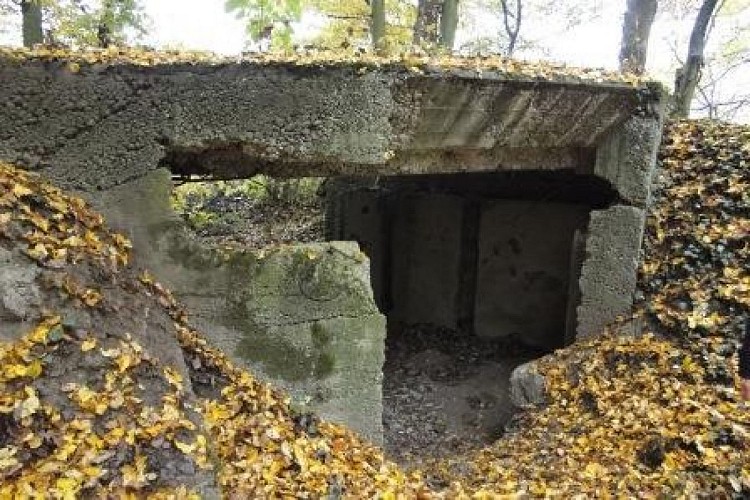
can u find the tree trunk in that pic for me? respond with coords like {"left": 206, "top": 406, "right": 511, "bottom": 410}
{"left": 618, "top": 0, "right": 658, "bottom": 75}
{"left": 440, "top": 0, "right": 459, "bottom": 50}
{"left": 413, "top": 0, "right": 442, "bottom": 46}
{"left": 499, "top": 0, "right": 522, "bottom": 56}
{"left": 21, "top": 0, "right": 43, "bottom": 47}
{"left": 371, "top": 0, "right": 385, "bottom": 49}
{"left": 672, "top": 0, "right": 720, "bottom": 118}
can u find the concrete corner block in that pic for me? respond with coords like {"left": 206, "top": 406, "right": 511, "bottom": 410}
{"left": 510, "top": 361, "right": 546, "bottom": 407}
{"left": 594, "top": 116, "right": 663, "bottom": 207}
{"left": 293, "top": 314, "right": 386, "bottom": 444}
{"left": 228, "top": 242, "right": 386, "bottom": 442}
{"left": 576, "top": 205, "right": 646, "bottom": 338}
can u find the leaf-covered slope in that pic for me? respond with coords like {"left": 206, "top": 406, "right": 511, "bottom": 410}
{"left": 0, "top": 164, "right": 426, "bottom": 498}
{"left": 0, "top": 164, "right": 216, "bottom": 497}
{"left": 0, "top": 119, "right": 748, "bottom": 498}
{"left": 642, "top": 120, "right": 749, "bottom": 343}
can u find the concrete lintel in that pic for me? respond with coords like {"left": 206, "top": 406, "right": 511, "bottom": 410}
{"left": 591, "top": 115, "right": 664, "bottom": 207}
{"left": 0, "top": 59, "right": 660, "bottom": 191}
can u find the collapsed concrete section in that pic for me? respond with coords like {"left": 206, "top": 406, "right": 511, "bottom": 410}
{"left": 0, "top": 54, "right": 664, "bottom": 439}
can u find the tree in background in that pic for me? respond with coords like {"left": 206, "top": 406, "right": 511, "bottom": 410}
{"left": 613, "top": 0, "right": 749, "bottom": 119}
{"left": 0, "top": 0, "right": 147, "bottom": 47}
{"left": 226, "top": 0, "right": 415, "bottom": 52}
{"left": 457, "top": 0, "right": 601, "bottom": 57}
{"left": 619, "top": 0, "right": 658, "bottom": 74}
{"left": 21, "top": 0, "right": 43, "bottom": 46}
{"left": 371, "top": 0, "right": 385, "bottom": 48}
{"left": 672, "top": 0, "right": 721, "bottom": 117}
{"left": 498, "top": 0, "right": 521, "bottom": 55}
{"left": 225, "top": 0, "right": 301, "bottom": 51}
{"left": 316, "top": 0, "right": 414, "bottom": 50}
{"left": 0, "top": 0, "right": 45, "bottom": 46}
{"left": 440, "top": 0, "right": 459, "bottom": 49}
{"left": 413, "top": 0, "right": 459, "bottom": 49}
{"left": 53, "top": 0, "right": 148, "bottom": 47}
{"left": 691, "top": 12, "right": 750, "bottom": 119}
{"left": 412, "top": 0, "right": 439, "bottom": 45}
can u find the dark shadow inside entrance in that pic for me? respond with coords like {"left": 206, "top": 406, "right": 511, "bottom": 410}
{"left": 325, "top": 170, "right": 618, "bottom": 464}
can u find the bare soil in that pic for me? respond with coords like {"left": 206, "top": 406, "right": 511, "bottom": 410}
{"left": 382, "top": 324, "right": 547, "bottom": 468}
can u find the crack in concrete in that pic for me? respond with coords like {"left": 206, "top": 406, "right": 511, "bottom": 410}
{"left": 38, "top": 76, "right": 151, "bottom": 166}
{"left": 256, "top": 313, "right": 383, "bottom": 328}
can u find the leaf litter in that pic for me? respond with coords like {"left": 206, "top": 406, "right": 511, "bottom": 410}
{"left": 0, "top": 107, "right": 748, "bottom": 497}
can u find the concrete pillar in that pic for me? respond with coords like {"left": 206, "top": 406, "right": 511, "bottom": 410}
{"left": 576, "top": 205, "right": 646, "bottom": 338}
{"left": 389, "top": 193, "right": 464, "bottom": 329}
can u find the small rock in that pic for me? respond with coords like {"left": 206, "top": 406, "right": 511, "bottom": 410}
{"left": 509, "top": 361, "right": 546, "bottom": 407}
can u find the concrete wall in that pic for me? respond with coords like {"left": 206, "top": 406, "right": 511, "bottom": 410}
{"left": 329, "top": 186, "right": 594, "bottom": 350}
{"left": 475, "top": 201, "right": 590, "bottom": 348}
{"left": 326, "top": 168, "right": 657, "bottom": 351}
{"left": 95, "top": 169, "right": 386, "bottom": 442}
{"left": 389, "top": 194, "right": 465, "bottom": 329}
{"left": 576, "top": 205, "right": 647, "bottom": 338}
{"left": 326, "top": 184, "right": 390, "bottom": 312}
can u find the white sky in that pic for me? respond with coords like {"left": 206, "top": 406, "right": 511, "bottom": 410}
{"left": 0, "top": 1, "right": 747, "bottom": 121}
{"left": 143, "top": 0, "right": 246, "bottom": 53}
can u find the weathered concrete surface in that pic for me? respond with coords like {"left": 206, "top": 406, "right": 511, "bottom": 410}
{"left": 474, "top": 201, "right": 590, "bottom": 349}
{"left": 91, "top": 169, "right": 386, "bottom": 442}
{"left": 509, "top": 361, "right": 546, "bottom": 407}
{"left": 0, "top": 247, "right": 42, "bottom": 339}
{"left": 0, "top": 57, "right": 662, "bottom": 198}
{"left": 576, "top": 205, "right": 647, "bottom": 338}
{"left": 389, "top": 194, "right": 464, "bottom": 329}
{"left": 592, "top": 116, "right": 664, "bottom": 206}
{"left": 325, "top": 184, "right": 390, "bottom": 311}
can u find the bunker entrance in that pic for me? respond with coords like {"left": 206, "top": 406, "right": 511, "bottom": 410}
{"left": 168, "top": 159, "right": 620, "bottom": 463}
{"left": 325, "top": 170, "right": 618, "bottom": 464}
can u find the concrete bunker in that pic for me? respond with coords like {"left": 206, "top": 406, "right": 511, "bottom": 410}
{"left": 0, "top": 55, "right": 665, "bottom": 450}
{"left": 162, "top": 160, "right": 639, "bottom": 461}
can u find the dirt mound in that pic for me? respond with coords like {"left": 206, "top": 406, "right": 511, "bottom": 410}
{"left": 383, "top": 325, "right": 545, "bottom": 468}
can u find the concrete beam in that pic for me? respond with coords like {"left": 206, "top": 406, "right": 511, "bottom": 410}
{"left": 0, "top": 57, "right": 662, "bottom": 199}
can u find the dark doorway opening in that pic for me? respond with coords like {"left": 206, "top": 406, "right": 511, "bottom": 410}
{"left": 325, "top": 170, "right": 618, "bottom": 465}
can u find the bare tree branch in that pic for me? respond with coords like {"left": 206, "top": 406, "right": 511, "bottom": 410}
{"left": 672, "top": 0, "right": 721, "bottom": 118}
{"left": 499, "top": 0, "right": 521, "bottom": 56}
